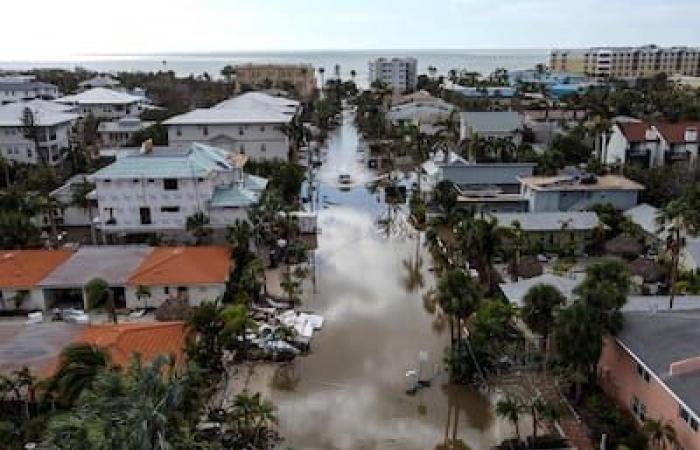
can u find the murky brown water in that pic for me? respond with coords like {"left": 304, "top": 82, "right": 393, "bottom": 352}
{"left": 268, "top": 111, "right": 513, "bottom": 450}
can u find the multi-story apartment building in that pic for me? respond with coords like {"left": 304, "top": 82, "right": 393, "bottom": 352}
{"left": 550, "top": 45, "right": 700, "bottom": 78}
{"left": 163, "top": 92, "right": 300, "bottom": 161}
{"left": 605, "top": 120, "right": 699, "bottom": 168}
{"left": 0, "top": 76, "right": 60, "bottom": 104}
{"left": 0, "top": 100, "right": 78, "bottom": 165}
{"left": 233, "top": 64, "right": 316, "bottom": 99}
{"left": 368, "top": 57, "right": 418, "bottom": 92}
{"left": 88, "top": 142, "right": 267, "bottom": 238}
{"left": 54, "top": 87, "right": 144, "bottom": 120}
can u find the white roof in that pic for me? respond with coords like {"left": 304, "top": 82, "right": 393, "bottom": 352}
{"left": 163, "top": 92, "right": 298, "bottom": 126}
{"left": 491, "top": 212, "right": 601, "bottom": 231}
{"left": 0, "top": 100, "right": 78, "bottom": 127}
{"left": 387, "top": 101, "right": 455, "bottom": 123}
{"left": 499, "top": 273, "right": 582, "bottom": 308}
{"left": 55, "top": 87, "right": 142, "bottom": 105}
{"left": 624, "top": 203, "right": 666, "bottom": 240}
{"left": 421, "top": 151, "right": 468, "bottom": 176}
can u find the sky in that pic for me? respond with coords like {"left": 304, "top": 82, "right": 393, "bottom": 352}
{"left": 1, "top": 0, "right": 698, "bottom": 60}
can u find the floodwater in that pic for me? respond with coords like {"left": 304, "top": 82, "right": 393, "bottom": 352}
{"left": 269, "top": 111, "right": 512, "bottom": 450}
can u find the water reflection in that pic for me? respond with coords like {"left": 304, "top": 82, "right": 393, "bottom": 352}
{"left": 270, "top": 110, "right": 511, "bottom": 449}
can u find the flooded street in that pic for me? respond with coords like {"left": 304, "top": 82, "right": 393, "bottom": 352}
{"left": 269, "top": 111, "right": 511, "bottom": 450}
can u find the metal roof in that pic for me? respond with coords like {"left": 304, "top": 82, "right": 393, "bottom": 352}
{"left": 0, "top": 99, "right": 78, "bottom": 127}
{"left": 55, "top": 87, "right": 141, "bottom": 105}
{"left": 460, "top": 111, "right": 523, "bottom": 133}
{"left": 499, "top": 273, "right": 582, "bottom": 308}
{"left": 89, "top": 142, "right": 235, "bottom": 180}
{"left": 210, "top": 185, "right": 261, "bottom": 208}
{"left": 491, "top": 211, "right": 601, "bottom": 231}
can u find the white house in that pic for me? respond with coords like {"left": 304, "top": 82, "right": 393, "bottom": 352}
{"left": 47, "top": 174, "right": 95, "bottom": 227}
{"left": 521, "top": 174, "right": 644, "bottom": 212}
{"left": 387, "top": 94, "right": 456, "bottom": 126}
{"left": 55, "top": 87, "right": 144, "bottom": 120}
{"left": 0, "top": 76, "right": 60, "bottom": 104}
{"left": 163, "top": 92, "right": 300, "bottom": 161}
{"left": 0, "top": 100, "right": 78, "bottom": 165}
{"left": 459, "top": 111, "right": 524, "bottom": 145}
{"left": 368, "top": 57, "right": 418, "bottom": 91}
{"left": 98, "top": 117, "right": 155, "bottom": 147}
{"left": 605, "top": 120, "right": 699, "bottom": 168}
{"left": 126, "top": 246, "right": 231, "bottom": 309}
{"left": 88, "top": 142, "right": 267, "bottom": 238}
{"left": 0, "top": 250, "right": 74, "bottom": 311}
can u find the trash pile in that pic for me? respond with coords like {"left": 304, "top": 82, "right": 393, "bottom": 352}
{"left": 249, "top": 301, "right": 324, "bottom": 362}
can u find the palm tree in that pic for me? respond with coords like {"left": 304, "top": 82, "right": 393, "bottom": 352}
{"left": 656, "top": 199, "right": 695, "bottom": 309}
{"left": 554, "top": 302, "right": 603, "bottom": 402}
{"left": 472, "top": 217, "right": 502, "bottom": 291}
{"left": 222, "top": 304, "right": 258, "bottom": 358}
{"left": 228, "top": 391, "right": 278, "bottom": 448}
{"left": 437, "top": 269, "right": 482, "bottom": 346}
{"left": 505, "top": 220, "right": 524, "bottom": 281}
{"left": 643, "top": 418, "right": 677, "bottom": 450}
{"left": 521, "top": 284, "right": 566, "bottom": 364}
{"left": 45, "top": 343, "right": 110, "bottom": 406}
{"left": 85, "top": 277, "right": 116, "bottom": 323}
{"left": 135, "top": 285, "right": 152, "bottom": 310}
{"left": 185, "top": 211, "right": 211, "bottom": 245}
{"left": 495, "top": 396, "right": 522, "bottom": 441}
{"left": 71, "top": 176, "right": 96, "bottom": 243}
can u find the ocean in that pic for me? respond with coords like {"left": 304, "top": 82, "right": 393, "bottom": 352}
{"left": 0, "top": 49, "right": 548, "bottom": 87}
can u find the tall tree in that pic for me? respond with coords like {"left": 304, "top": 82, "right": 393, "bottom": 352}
{"left": 45, "top": 343, "right": 110, "bottom": 406}
{"left": 521, "top": 284, "right": 566, "bottom": 364}
{"left": 85, "top": 277, "right": 117, "bottom": 324}
{"left": 495, "top": 396, "right": 522, "bottom": 442}
{"left": 185, "top": 212, "right": 212, "bottom": 245}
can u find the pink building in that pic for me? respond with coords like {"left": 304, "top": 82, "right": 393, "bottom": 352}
{"left": 598, "top": 309, "right": 700, "bottom": 450}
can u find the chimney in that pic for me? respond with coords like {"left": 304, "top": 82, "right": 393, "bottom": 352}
{"left": 684, "top": 126, "right": 697, "bottom": 142}
{"left": 140, "top": 138, "right": 154, "bottom": 154}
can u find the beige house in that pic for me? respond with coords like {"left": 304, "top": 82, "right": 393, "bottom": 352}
{"left": 233, "top": 64, "right": 316, "bottom": 99}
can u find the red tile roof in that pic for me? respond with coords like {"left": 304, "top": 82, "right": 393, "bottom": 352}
{"left": 128, "top": 246, "right": 231, "bottom": 286}
{"left": 0, "top": 250, "right": 74, "bottom": 289}
{"left": 619, "top": 122, "right": 653, "bottom": 143}
{"left": 77, "top": 321, "right": 187, "bottom": 369}
{"left": 655, "top": 122, "right": 700, "bottom": 144}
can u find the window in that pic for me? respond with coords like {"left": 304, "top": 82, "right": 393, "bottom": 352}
{"left": 680, "top": 406, "right": 690, "bottom": 422}
{"left": 176, "top": 127, "right": 182, "bottom": 137}
{"left": 133, "top": 179, "right": 140, "bottom": 183}
{"left": 692, "top": 417, "right": 699, "bottom": 432}
{"left": 239, "top": 128, "right": 245, "bottom": 136}
{"left": 164, "top": 287, "right": 170, "bottom": 295}
{"left": 260, "top": 126, "right": 266, "bottom": 132}
{"left": 632, "top": 396, "right": 646, "bottom": 422}
{"left": 260, "top": 144, "right": 267, "bottom": 152}
{"left": 161, "top": 206, "right": 180, "bottom": 213}
{"left": 147, "top": 179, "right": 155, "bottom": 183}
{"left": 202, "top": 126, "right": 209, "bottom": 136}
{"left": 139, "top": 207, "right": 152, "bottom": 225}
{"left": 636, "top": 363, "right": 650, "bottom": 382}
{"left": 163, "top": 179, "right": 178, "bottom": 191}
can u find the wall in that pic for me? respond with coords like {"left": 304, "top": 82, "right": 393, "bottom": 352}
{"left": 0, "top": 121, "right": 72, "bottom": 165}
{"left": 95, "top": 176, "right": 215, "bottom": 232}
{"left": 77, "top": 103, "right": 139, "bottom": 120}
{"left": 167, "top": 123, "right": 289, "bottom": 160}
{"left": 0, "top": 288, "right": 47, "bottom": 311}
{"left": 125, "top": 283, "right": 226, "bottom": 309}
{"left": 527, "top": 189, "right": 639, "bottom": 212}
{"left": 599, "top": 337, "right": 700, "bottom": 450}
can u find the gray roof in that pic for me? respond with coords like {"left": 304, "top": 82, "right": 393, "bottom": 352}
{"left": 499, "top": 273, "right": 582, "bottom": 307}
{"left": 89, "top": 142, "right": 236, "bottom": 180}
{"left": 460, "top": 111, "right": 523, "bottom": 134}
{"left": 0, "top": 100, "right": 78, "bottom": 127}
{"left": 491, "top": 212, "right": 601, "bottom": 232}
{"left": 618, "top": 307, "right": 700, "bottom": 416}
{"left": 38, "top": 245, "right": 153, "bottom": 288}
{"left": 624, "top": 203, "right": 666, "bottom": 240}
{"left": 0, "top": 81, "right": 58, "bottom": 91}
